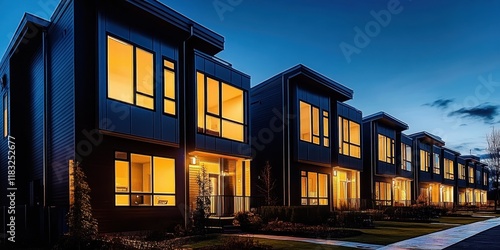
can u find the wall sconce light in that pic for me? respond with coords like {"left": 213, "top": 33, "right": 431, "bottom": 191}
{"left": 221, "top": 171, "right": 228, "bottom": 177}
{"left": 333, "top": 170, "right": 337, "bottom": 176}
{"left": 190, "top": 156, "right": 198, "bottom": 165}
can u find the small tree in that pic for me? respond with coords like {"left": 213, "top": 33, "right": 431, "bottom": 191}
{"left": 256, "top": 161, "right": 277, "bottom": 206}
{"left": 66, "top": 161, "right": 98, "bottom": 244}
{"left": 193, "top": 164, "right": 212, "bottom": 234}
{"left": 486, "top": 127, "right": 500, "bottom": 211}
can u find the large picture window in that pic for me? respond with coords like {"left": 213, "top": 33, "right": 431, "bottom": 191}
{"left": 197, "top": 72, "right": 245, "bottom": 142}
{"left": 401, "top": 143, "right": 412, "bottom": 171}
{"left": 163, "top": 60, "right": 176, "bottom": 115}
{"left": 378, "top": 134, "right": 394, "bottom": 164}
{"left": 420, "top": 150, "right": 430, "bottom": 172}
{"left": 114, "top": 152, "right": 175, "bottom": 206}
{"left": 107, "top": 36, "right": 154, "bottom": 110}
{"left": 444, "top": 158, "right": 454, "bottom": 179}
{"left": 338, "top": 117, "right": 360, "bottom": 158}
{"left": 301, "top": 171, "right": 328, "bottom": 205}
{"left": 375, "top": 181, "right": 391, "bottom": 206}
{"left": 299, "top": 101, "right": 324, "bottom": 145}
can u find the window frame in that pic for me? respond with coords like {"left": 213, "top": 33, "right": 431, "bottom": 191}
{"left": 401, "top": 143, "right": 412, "bottom": 171}
{"left": 444, "top": 158, "right": 454, "bottom": 180}
{"left": 163, "top": 58, "right": 177, "bottom": 116}
{"left": 378, "top": 134, "right": 395, "bottom": 164}
{"left": 196, "top": 71, "right": 247, "bottom": 143}
{"left": 458, "top": 163, "right": 466, "bottom": 180}
{"left": 338, "top": 116, "right": 361, "bottom": 158}
{"left": 468, "top": 166, "right": 474, "bottom": 184}
{"left": 298, "top": 100, "right": 325, "bottom": 146}
{"left": 301, "top": 171, "right": 329, "bottom": 206}
{"left": 114, "top": 151, "right": 176, "bottom": 207}
{"left": 375, "top": 181, "right": 392, "bottom": 206}
{"left": 433, "top": 153, "right": 440, "bottom": 174}
{"left": 420, "top": 150, "right": 430, "bottom": 172}
{"left": 3, "top": 94, "right": 7, "bottom": 137}
{"left": 106, "top": 34, "right": 156, "bottom": 111}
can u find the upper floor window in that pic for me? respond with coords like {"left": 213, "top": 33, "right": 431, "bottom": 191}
{"left": 163, "top": 60, "right": 176, "bottom": 115}
{"left": 468, "top": 166, "right": 474, "bottom": 183}
{"left": 3, "top": 94, "right": 7, "bottom": 137}
{"left": 420, "top": 150, "right": 430, "bottom": 172}
{"left": 107, "top": 36, "right": 154, "bottom": 110}
{"left": 114, "top": 152, "right": 176, "bottom": 206}
{"left": 433, "top": 153, "right": 440, "bottom": 174}
{"left": 458, "top": 163, "right": 465, "bottom": 180}
{"left": 301, "top": 171, "right": 328, "bottom": 205}
{"left": 444, "top": 158, "right": 454, "bottom": 179}
{"left": 483, "top": 172, "right": 488, "bottom": 186}
{"left": 196, "top": 72, "right": 245, "bottom": 142}
{"left": 338, "top": 117, "right": 361, "bottom": 158}
{"left": 401, "top": 143, "right": 412, "bottom": 171}
{"left": 378, "top": 134, "right": 394, "bottom": 164}
{"left": 299, "top": 101, "right": 329, "bottom": 147}
{"left": 323, "top": 111, "right": 329, "bottom": 147}
{"left": 476, "top": 170, "right": 481, "bottom": 184}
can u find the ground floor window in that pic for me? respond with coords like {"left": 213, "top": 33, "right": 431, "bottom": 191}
{"left": 442, "top": 185, "right": 454, "bottom": 203}
{"left": 301, "top": 171, "right": 328, "bottom": 205}
{"left": 114, "top": 152, "right": 176, "bottom": 206}
{"left": 333, "top": 169, "right": 359, "bottom": 209}
{"left": 393, "top": 179, "right": 411, "bottom": 206}
{"left": 375, "top": 181, "right": 391, "bottom": 206}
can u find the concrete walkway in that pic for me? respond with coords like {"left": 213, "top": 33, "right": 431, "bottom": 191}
{"left": 239, "top": 233, "right": 384, "bottom": 249}
{"left": 379, "top": 217, "right": 500, "bottom": 250}
{"left": 238, "top": 217, "right": 500, "bottom": 249}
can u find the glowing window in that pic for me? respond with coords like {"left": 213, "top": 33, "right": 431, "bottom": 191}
{"left": 458, "top": 163, "right": 465, "bottom": 180}
{"left": 196, "top": 72, "right": 246, "bottom": 142}
{"left": 433, "top": 153, "right": 440, "bottom": 174}
{"left": 339, "top": 117, "right": 361, "bottom": 158}
{"left": 301, "top": 171, "right": 328, "bottom": 205}
{"left": 3, "top": 94, "right": 7, "bottom": 137}
{"left": 323, "top": 111, "right": 329, "bottom": 147}
{"left": 378, "top": 134, "right": 394, "bottom": 164}
{"left": 107, "top": 36, "right": 154, "bottom": 110}
{"left": 444, "top": 158, "right": 454, "bottom": 179}
{"left": 163, "top": 59, "right": 176, "bottom": 115}
{"left": 401, "top": 143, "right": 412, "bottom": 171}
{"left": 420, "top": 150, "right": 430, "bottom": 172}
{"left": 114, "top": 152, "right": 175, "bottom": 206}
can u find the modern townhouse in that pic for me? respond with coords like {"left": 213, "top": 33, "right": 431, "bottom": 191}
{"left": 361, "top": 112, "right": 414, "bottom": 208}
{"left": 0, "top": 0, "right": 251, "bottom": 243}
{"left": 460, "top": 155, "right": 489, "bottom": 206}
{"left": 250, "top": 64, "right": 363, "bottom": 210}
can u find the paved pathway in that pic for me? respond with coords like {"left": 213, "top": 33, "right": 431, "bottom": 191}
{"left": 238, "top": 217, "right": 500, "bottom": 249}
{"left": 239, "top": 234, "right": 384, "bottom": 249}
{"left": 377, "top": 217, "right": 500, "bottom": 250}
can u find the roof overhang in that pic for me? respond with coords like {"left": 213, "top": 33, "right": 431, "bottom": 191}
{"left": 363, "top": 112, "right": 408, "bottom": 131}
{"left": 408, "top": 131, "right": 445, "bottom": 146}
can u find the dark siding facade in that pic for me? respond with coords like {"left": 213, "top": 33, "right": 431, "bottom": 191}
{"left": 47, "top": 0, "right": 75, "bottom": 207}
{"left": 336, "top": 102, "right": 363, "bottom": 171}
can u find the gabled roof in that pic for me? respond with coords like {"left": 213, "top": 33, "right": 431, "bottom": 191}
{"left": 0, "top": 13, "right": 50, "bottom": 72}
{"left": 363, "top": 112, "right": 408, "bottom": 131}
{"left": 254, "top": 64, "right": 353, "bottom": 101}
{"left": 408, "top": 131, "right": 445, "bottom": 146}
{"left": 126, "top": 0, "right": 224, "bottom": 54}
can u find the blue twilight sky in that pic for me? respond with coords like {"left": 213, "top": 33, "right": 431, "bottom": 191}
{"left": 1, "top": 0, "right": 499, "bottom": 157}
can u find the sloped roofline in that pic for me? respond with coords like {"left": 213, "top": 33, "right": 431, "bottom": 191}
{"left": 253, "top": 64, "right": 353, "bottom": 101}
{"left": 363, "top": 111, "right": 409, "bottom": 130}
{"left": 408, "top": 131, "right": 445, "bottom": 146}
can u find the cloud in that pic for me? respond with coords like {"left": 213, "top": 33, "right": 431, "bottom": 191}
{"left": 448, "top": 103, "right": 499, "bottom": 124}
{"left": 423, "top": 98, "right": 455, "bottom": 109}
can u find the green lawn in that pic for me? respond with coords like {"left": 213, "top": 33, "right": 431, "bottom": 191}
{"left": 183, "top": 216, "right": 492, "bottom": 249}
{"left": 341, "top": 216, "right": 489, "bottom": 245}
{"left": 182, "top": 235, "right": 353, "bottom": 250}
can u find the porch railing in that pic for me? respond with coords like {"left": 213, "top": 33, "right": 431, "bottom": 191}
{"left": 208, "top": 195, "right": 251, "bottom": 216}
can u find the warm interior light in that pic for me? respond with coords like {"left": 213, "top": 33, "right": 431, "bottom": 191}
{"left": 333, "top": 170, "right": 337, "bottom": 176}
{"left": 190, "top": 156, "right": 198, "bottom": 165}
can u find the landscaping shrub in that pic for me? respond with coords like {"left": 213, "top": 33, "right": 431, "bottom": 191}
{"left": 259, "top": 206, "right": 329, "bottom": 224}
{"left": 382, "top": 205, "right": 449, "bottom": 221}
{"left": 260, "top": 220, "right": 362, "bottom": 238}
{"left": 233, "top": 211, "right": 263, "bottom": 232}
{"left": 198, "top": 237, "right": 272, "bottom": 250}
